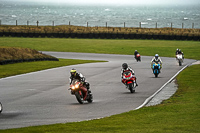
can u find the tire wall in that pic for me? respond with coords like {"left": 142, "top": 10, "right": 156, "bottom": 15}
{"left": 0, "top": 32, "right": 199, "bottom": 41}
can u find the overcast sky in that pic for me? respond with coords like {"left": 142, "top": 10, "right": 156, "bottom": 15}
{"left": 5, "top": 0, "right": 200, "bottom": 5}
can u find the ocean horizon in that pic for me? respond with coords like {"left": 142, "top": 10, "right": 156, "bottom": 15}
{"left": 0, "top": 1, "right": 200, "bottom": 28}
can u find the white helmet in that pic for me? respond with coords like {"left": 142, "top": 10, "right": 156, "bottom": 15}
{"left": 155, "top": 54, "right": 159, "bottom": 59}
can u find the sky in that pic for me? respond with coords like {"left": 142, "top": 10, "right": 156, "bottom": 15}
{"left": 4, "top": 0, "right": 200, "bottom": 5}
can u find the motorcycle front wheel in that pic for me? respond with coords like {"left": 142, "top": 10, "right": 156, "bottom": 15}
{"left": 155, "top": 73, "right": 158, "bottom": 78}
{"left": 0, "top": 102, "right": 2, "bottom": 113}
{"left": 154, "top": 71, "right": 158, "bottom": 78}
{"left": 128, "top": 83, "right": 135, "bottom": 93}
{"left": 87, "top": 93, "right": 93, "bottom": 103}
{"left": 75, "top": 91, "right": 84, "bottom": 104}
{"left": 179, "top": 60, "right": 182, "bottom": 66}
{"left": 154, "top": 69, "right": 159, "bottom": 78}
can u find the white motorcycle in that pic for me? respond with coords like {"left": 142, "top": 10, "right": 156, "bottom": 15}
{"left": 0, "top": 102, "right": 2, "bottom": 113}
{"left": 176, "top": 54, "right": 183, "bottom": 66}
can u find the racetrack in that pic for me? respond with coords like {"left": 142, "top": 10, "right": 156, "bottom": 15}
{"left": 0, "top": 52, "right": 195, "bottom": 129}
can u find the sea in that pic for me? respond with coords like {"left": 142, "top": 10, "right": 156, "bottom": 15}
{"left": 0, "top": 1, "right": 200, "bottom": 29}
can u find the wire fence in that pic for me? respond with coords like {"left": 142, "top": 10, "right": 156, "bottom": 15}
{"left": 0, "top": 20, "right": 199, "bottom": 29}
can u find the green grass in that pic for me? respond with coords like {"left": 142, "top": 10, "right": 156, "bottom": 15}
{"left": 0, "top": 58, "right": 105, "bottom": 78}
{"left": 0, "top": 37, "right": 199, "bottom": 60}
{"left": 1, "top": 64, "right": 199, "bottom": 133}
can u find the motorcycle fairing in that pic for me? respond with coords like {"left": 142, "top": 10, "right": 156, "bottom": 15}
{"left": 153, "top": 63, "right": 160, "bottom": 74}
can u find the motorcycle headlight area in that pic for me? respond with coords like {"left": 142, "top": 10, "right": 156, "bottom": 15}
{"left": 71, "top": 83, "right": 80, "bottom": 90}
{"left": 71, "top": 86, "right": 75, "bottom": 90}
{"left": 75, "top": 84, "right": 79, "bottom": 88}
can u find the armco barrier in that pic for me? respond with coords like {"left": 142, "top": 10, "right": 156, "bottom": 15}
{"left": 0, "top": 32, "right": 199, "bottom": 41}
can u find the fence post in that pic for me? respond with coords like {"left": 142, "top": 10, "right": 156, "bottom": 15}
{"left": 156, "top": 22, "right": 157, "bottom": 28}
{"left": 182, "top": 23, "right": 184, "bottom": 29}
{"left": 0, "top": 20, "right": 1, "bottom": 26}
{"left": 52, "top": 21, "right": 54, "bottom": 26}
{"left": 36, "top": 21, "right": 39, "bottom": 27}
{"left": 106, "top": 22, "right": 107, "bottom": 28}
{"left": 69, "top": 21, "right": 70, "bottom": 26}
{"left": 27, "top": 21, "right": 29, "bottom": 26}
{"left": 171, "top": 22, "right": 172, "bottom": 29}
{"left": 87, "top": 22, "right": 88, "bottom": 27}
{"left": 124, "top": 22, "right": 125, "bottom": 28}
{"left": 16, "top": 20, "right": 17, "bottom": 26}
{"left": 192, "top": 23, "right": 194, "bottom": 29}
{"left": 139, "top": 22, "right": 141, "bottom": 28}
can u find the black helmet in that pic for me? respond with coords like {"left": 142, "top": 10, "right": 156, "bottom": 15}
{"left": 70, "top": 68, "right": 77, "bottom": 76}
{"left": 122, "top": 63, "right": 128, "bottom": 70}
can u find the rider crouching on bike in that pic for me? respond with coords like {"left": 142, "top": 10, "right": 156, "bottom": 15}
{"left": 151, "top": 54, "right": 163, "bottom": 73}
{"left": 176, "top": 49, "right": 184, "bottom": 59}
{"left": 121, "top": 63, "right": 138, "bottom": 86}
{"left": 134, "top": 50, "right": 139, "bottom": 59}
{"left": 69, "top": 69, "right": 91, "bottom": 98}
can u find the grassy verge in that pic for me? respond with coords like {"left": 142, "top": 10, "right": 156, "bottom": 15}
{"left": 0, "top": 58, "right": 105, "bottom": 79}
{"left": 1, "top": 64, "right": 199, "bottom": 133}
{"left": 0, "top": 46, "right": 58, "bottom": 64}
{"left": 0, "top": 37, "right": 199, "bottom": 60}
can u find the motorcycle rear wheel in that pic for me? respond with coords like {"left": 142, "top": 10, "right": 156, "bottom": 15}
{"left": 75, "top": 91, "right": 84, "bottom": 104}
{"left": 0, "top": 102, "right": 2, "bottom": 113}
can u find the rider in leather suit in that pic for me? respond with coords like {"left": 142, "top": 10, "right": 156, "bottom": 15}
{"left": 121, "top": 63, "right": 138, "bottom": 86}
{"left": 151, "top": 54, "right": 163, "bottom": 72}
{"left": 69, "top": 69, "right": 90, "bottom": 99}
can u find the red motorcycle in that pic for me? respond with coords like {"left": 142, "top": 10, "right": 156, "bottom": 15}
{"left": 122, "top": 71, "right": 137, "bottom": 93}
{"left": 135, "top": 54, "right": 141, "bottom": 62}
{"left": 69, "top": 79, "right": 93, "bottom": 104}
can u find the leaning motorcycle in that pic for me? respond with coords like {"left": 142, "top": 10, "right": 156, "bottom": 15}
{"left": 176, "top": 54, "right": 183, "bottom": 66}
{"left": 135, "top": 54, "right": 141, "bottom": 62}
{"left": 0, "top": 102, "right": 2, "bottom": 113}
{"left": 69, "top": 79, "right": 93, "bottom": 104}
{"left": 122, "top": 71, "right": 137, "bottom": 93}
{"left": 152, "top": 63, "right": 161, "bottom": 78}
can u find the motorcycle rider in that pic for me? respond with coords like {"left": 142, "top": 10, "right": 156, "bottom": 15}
{"left": 177, "top": 49, "right": 184, "bottom": 59}
{"left": 175, "top": 48, "right": 179, "bottom": 55}
{"left": 151, "top": 54, "right": 162, "bottom": 73}
{"left": 69, "top": 69, "right": 90, "bottom": 98}
{"left": 121, "top": 63, "right": 138, "bottom": 86}
{"left": 175, "top": 48, "right": 179, "bottom": 59}
{"left": 134, "top": 50, "right": 139, "bottom": 58}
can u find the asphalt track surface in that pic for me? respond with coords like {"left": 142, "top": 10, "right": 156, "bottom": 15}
{"left": 0, "top": 52, "right": 196, "bottom": 129}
